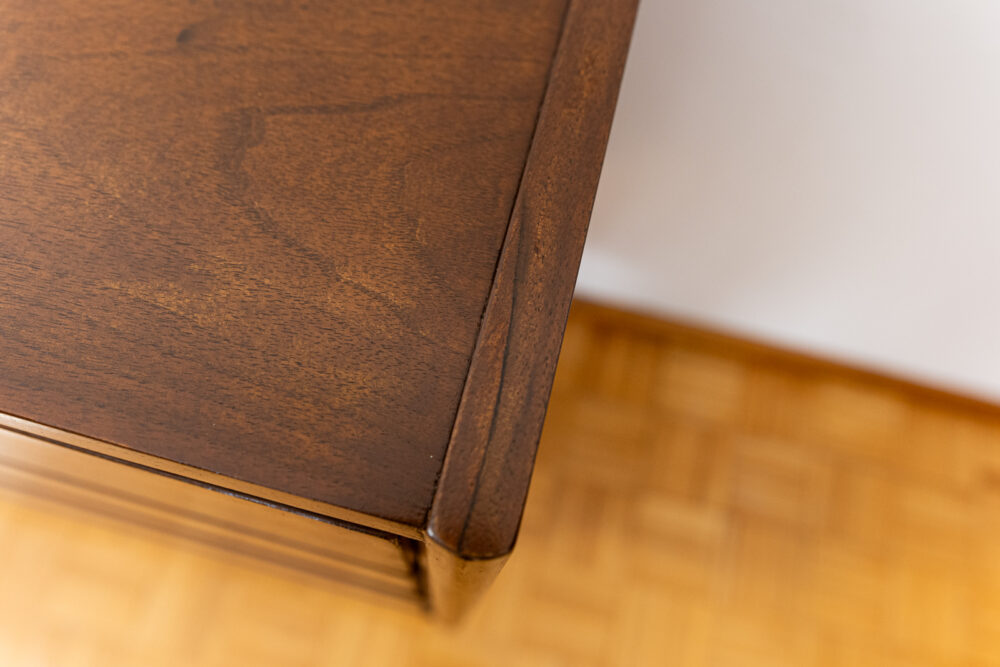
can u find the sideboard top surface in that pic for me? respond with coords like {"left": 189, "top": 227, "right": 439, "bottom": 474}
{"left": 0, "top": 0, "right": 636, "bottom": 539}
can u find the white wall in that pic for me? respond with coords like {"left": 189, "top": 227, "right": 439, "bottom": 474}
{"left": 577, "top": 0, "right": 1000, "bottom": 400}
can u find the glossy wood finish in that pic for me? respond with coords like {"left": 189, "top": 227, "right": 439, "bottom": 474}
{"left": 427, "top": 0, "right": 639, "bottom": 617}
{"left": 0, "top": 0, "right": 566, "bottom": 527}
{"left": 0, "top": 424, "right": 421, "bottom": 604}
{"left": 0, "top": 0, "right": 637, "bottom": 614}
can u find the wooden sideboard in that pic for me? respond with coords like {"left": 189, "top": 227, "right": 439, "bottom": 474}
{"left": 0, "top": 0, "right": 636, "bottom": 617}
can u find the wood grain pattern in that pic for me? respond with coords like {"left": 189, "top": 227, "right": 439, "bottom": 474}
{"left": 426, "top": 0, "right": 638, "bottom": 616}
{"left": 3, "top": 299, "right": 1000, "bottom": 665}
{"left": 0, "top": 0, "right": 567, "bottom": 528}
{"left": 1, "top": 0, "right": 638, "bottom": 616}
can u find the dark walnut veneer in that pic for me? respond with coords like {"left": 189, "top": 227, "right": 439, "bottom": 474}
{"left": 0, "top": 0, "right": 637, "bottom": 617}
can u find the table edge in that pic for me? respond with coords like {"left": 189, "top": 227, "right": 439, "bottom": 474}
{"left": 423, "top": 0, "right": 639, "bottom": 616}
{"left": 0, "top": 412, "right": 423, "bottom": 539}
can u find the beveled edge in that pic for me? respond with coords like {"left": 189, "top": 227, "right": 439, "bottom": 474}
{"left": 424, "top": 0, "right": 639, "bottom": 617}
{"left": 0, "top": 412, "right": 422, "bottom": 540}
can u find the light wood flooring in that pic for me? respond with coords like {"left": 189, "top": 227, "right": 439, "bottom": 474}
{"left": 3, "top": 300, "right": 1000, "bottom": 666}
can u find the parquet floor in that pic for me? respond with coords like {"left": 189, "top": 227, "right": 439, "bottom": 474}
{"left": 3, "top": 300, "right": 1000, "bottom": 666}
